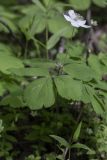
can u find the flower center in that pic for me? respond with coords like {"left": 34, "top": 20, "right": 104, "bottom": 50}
{"left": 74, "top": 13, "right": 84, "bottom": 21}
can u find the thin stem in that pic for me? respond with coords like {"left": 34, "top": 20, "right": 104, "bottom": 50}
{"left": 69, "top": 149, "right": 71, "bottom": 160}
{"left": 24, "top": 40, "right": 28, "bottom": 59}
{"left": 35, "top": 42, "right": 40, "bottom": 57}
{"left": 64, "top": 27, "right": 75, "bottom": 63}
{"left": 46, "top": 24, "right": 49, "bottom": 59}
{"left": 76, "top": 102, "right": 84, "bottom": 123}
{"left": 32, "top": 38, "right": 46, "bottom": 49}
{"left": 72, "top": 27, "right": 75, "bottom": 39}
{"left": 63, "top": 148, "right": 68, "bottom": 159}
{"left": 45, "top": 0, "right": 50, "bottom": 59}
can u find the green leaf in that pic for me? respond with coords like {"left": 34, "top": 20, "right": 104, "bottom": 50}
{"left": 0, "top": 17, "right": 17, "bottom": 33}
{"left": 0, "top": 119, "right": 4, "bottom": 133}
{"left": 85, "top": 85, "right": 104, "bottom": 114}
{"left": 81, "top": 84, "right": 90, "bottom": 103}
{"left": 54, "top": 75, "right": 82, "bottom": 101}
{"left": 94, "top": 80, "right": 107, "bottom": 91}
{"left": 47, "top": 27, "right": 71, "bottom": 50}
{"left": 46, "top": 153, "right": 56, "bottom": 160}
{"left": 57, "top": 155, "right": 63, "bottom": 160}
{"left": 24, "top": 77, "right": 55, "bottom": 109}
{"left": 24, "top": 59, "right": 55, "bottom": 68}
{"left": 91, "top": 95, "right": 104, "bottom": 115}
{"left": 0, "top": 55, "right": 24, "bottom": 74}
{"left": 1, "top": 95, "right": 24, "bottom": 108}
{"left": 69, "top": 0, "right": 91, "bottom": 10}
{"left": 88, "top": 54, "right": 104, "bottom": 79}
{"left": 73, "top": 122, "right": 82, "bottom": 141}
{"left": 10, "top": 67, "right": 49, "bottom": 77}
{"left": 19, "top": 13, "right": 46, "bottom": 39}
{"left": 47, "top": 33, "right": 60, "bottom": 50}
{"left": 0, "top": 6, "right": 16, "bottom": 18}
{"left": 93, "top": 0, "right": 107, "bottom": 7}
{"left": 3, "top": 82, "right": 22, "bottom": 95}
{"left": 67, "top": 42, "right": 84, "bottom": 58}
{"left": 0, "top": 82, "right": 5, "bottom": 96}
{"left": 29, "top": 15, "right": 46, "bottom": 37}
{"left": 0, "top": 43, "right": 13, "bottom": 56}
{"left": 99, "top": 53, "right": 107, "bottom": 66}
{"left": 43, "top": 0, "right": 54, "bottom": 7}
{"left": 48, "top": 15, "right": 76, "bottom": 38}
{"left": 63, "top": 62, "right": 95, "bottom": 81}
{"left": 71, "top": 143, "right": 93, "bottom": 152}
{"left": 32, "top": 0, "right": 46, "bottom": 12}
{"left": 50, "top": 135, "right": 71, "bottom": 148}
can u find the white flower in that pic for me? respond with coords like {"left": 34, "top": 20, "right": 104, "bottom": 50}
{"left": 91, "top": 19, "right": 98, "bottom": 26}
{"left": 64, "top": 10, "right": 91, "bottom": 28}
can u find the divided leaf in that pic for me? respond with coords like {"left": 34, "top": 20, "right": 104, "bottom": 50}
{"left": 10, "top": 67, "right": 49, "bottom": 77}
{"left": 0, "top": 82, "right": 5, "bottom": 96}
{"left": 54, "top": 75, "right": 82, "bottom": 101}
{"left": 0, "top": 55, "right": 23, "bottom": 74}
{"left": 48, "top": 15, "right": 76, "bottom": 38}
{"left": 71, "top": 143, "right": 93, "bottom": 153}
{"left": 47, "top": 27, "right": 72, "bottom": 50}
{"left": 69, "top": 0, "right": 91, "bottom": 10}
{"left": 73, "top": 122, "right": 82, "bottom": 141}
{"left": 63, "top": 63, "right": 95, "bottom": 81}
{"left": 50, "top": 135, "right": 71, "bottom": 148}
{"left": 93, "top": 0, "right": 107, "bottom": 7}
{"left": 85, "top": 85, "right": 104, "bottom": 114}
{"left": 24, "top": 77, "right": 55, "bottom": 109}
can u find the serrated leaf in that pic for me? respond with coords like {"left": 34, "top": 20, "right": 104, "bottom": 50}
{"left": 47, "top": 27, "right": 69, "bottom": 50}
{"left": 10, "top": 67, "right": 49, "bottom": 77}
{"left": 94, "top": 81, "right": 107, "bottom": 91}
{"left": 54, "top": 75, "right": 82, "bottom": 101}
{"left": 18, "top": 4, "right": 46, "bottom": 39}
{"left": 73, "top": 122, "right": 82, "bottom": 141}
{"left": 71, "top": 143, "right": 93, "bottom": 152}
{"left": 0, "top": 82, "right": 5, "bottom": 96}
{"left": 0, "top": 95, "right": 24, "bottom": 108}
{"left": 0, "top": 17, "right": 17, "bottom": 33}
{"left": 24, "top": 77, "right": 55, "bottom": 109}
{"left": 0, "top": 43, "right": 12, "bottom": 56}
{"left": 50, "top": 135, "right": 71, "bottom": 148}
{"left": 47, "top": 33, "right": 60, "bottom": 50}
{"left": 85, "top": 85, "right": 104, "bottom": 114}
{"left": 69, "top": 0, "right": 91, "bottom": 10}
{"left": 63, "top": 62, "right": 95, "bottom": 81}
{"left": 0, "top": 6, "right": 16, "bottom": 18}
{"left": 32, "top": 0, "right": 46, "bottom": 12}
{"left": 81, "top": 84, "right": 90, "bottom": 103}
{"left": 48, "top": 15, "right": 77, "bottom": 38}
{"left": 43, "top": 0, "right": 53, "bottom": 6}
{"left": 67, "top": 42, "right": 84, "bottom": 58}
{"left": 93, "top": 0, "right": 107, "bottom": 7}
{"left": 99, "top": 53, "right": 107, "bottom": 66}
{"left": 29, "top": 15, "right": 46, "bottom": 37}
{"left": 88, "top": 54, "right": 104, "bottom": 79}
{"left": 24, "top": 59, "right": 55, "bottom": 68}
{"left": 0, "top": 55, "right": 23, "bottom": 74}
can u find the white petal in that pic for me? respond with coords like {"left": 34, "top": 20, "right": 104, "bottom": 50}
{"left": 68, "top": 10, "right": 76, "bottom": 19}
{"left": 63, "top": 14, "right": 71, "bottom": 22}
{"left": 77, "top": 20, "right": 86, "bottom": 26}
{"left": 80, "top": 24, "right": 91, "bottom": 28}
{"left": 70, "top": 20, "right": 80, "bottom": 28}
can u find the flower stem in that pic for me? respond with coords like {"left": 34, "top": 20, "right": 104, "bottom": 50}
{"left": 64, "top": 27, "right": 75, "bottom": 62}
{"left": 72, "top": 27, "right": 75, "bottom": 38}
